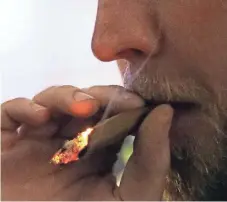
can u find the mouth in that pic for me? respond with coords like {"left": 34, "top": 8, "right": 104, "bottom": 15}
{"left": 145, "top": 100, "right": 199, "bottom": 111}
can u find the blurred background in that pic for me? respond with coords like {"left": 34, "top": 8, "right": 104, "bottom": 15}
{"left": 0, "top": 0, "right": 132, "bottom": 181}
{"left": 0, "top": 0, "right": 122, "bottom": 103}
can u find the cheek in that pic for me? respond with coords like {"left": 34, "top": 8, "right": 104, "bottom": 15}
{"left": 158, "top": 0, "right": 227, "bottom": 96}
{"left": 159, "top": 1, "right": 225, "bottom": 54}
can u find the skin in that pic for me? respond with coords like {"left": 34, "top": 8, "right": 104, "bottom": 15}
{"left": 1, "top": 86, "right": 173, "bottom": 200}
{"left": 2, "top": 0, "right": 227, "bottom": 200}
{"left": 91, "top": 0, "right": 227, "bottom": 200}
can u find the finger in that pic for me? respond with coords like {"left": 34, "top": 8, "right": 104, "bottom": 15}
{"left": 18, "top": 121, "right": 59, "bottom": 139}
{"left": 82, "top": 85, "right": 145, "bottom": 115}
{"left": 1, "top": 131, "right": 19, "bottom": 152}
{"left": 1, "top": 98, "right": 50, "bottom": 131}
{"left": 1, "top": 137, "right": 66, "bottom": 201}
{"left": 118, "top": 104, "right": 173, "bottom": 201}
{"left": 33, "top": 86, "right": 100, "bottom": 118}
{"left": 2, "top": 139, "right": 63, "bottom": 186}
{"left": 57, "top": 115, "right": 100, "bottom": 139}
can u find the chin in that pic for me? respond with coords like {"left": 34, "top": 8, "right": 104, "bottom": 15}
{"left": 124, "top": 73, "right": 227, "bottom": 200}
{"left": 166, "top": 106, "right": 227, "bottom": 200}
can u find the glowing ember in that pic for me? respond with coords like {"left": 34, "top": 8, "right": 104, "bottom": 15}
{"left": 51, "top": 128, "right": 93, "bottom": 165}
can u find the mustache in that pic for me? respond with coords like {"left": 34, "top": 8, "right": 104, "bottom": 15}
{"left": 124, "top": 69, "right": 210, "bottom": 104}
{"left": 125, "top": 68, "right": 227, "bottom": 124}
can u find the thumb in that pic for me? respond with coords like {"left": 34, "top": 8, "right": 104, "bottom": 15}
{"left": 117, "top": 104, "right": 173, "bottom": 201}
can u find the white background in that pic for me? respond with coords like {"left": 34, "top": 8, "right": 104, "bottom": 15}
{"left": 0, "top": 0, "right": 122, "bottom": 103}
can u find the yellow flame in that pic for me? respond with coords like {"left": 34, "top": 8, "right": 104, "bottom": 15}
{"left": 51, "top": 127, "right": 93, "bottom": 165}
{"left": 81, "top": 128, "right": 93, "bottom": 138}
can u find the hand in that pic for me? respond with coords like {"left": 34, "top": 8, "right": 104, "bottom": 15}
{"left": 1, "top": 85, "right": 173, "bottom": 200}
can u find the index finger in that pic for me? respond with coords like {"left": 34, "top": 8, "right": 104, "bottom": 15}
{"left": 82, "top": 85, "right": 145, "bottom": 116}
{"left": 33, "top": 85, "right": 100, "bottom": 118}
{"left": 33, "top": 85, "right": 145, "bottom": 119}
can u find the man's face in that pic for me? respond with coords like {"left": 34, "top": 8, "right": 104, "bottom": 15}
{"left": 92, "top": 0, "right": 227, "bottom": 200}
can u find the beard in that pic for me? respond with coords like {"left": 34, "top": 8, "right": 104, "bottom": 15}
{"left": 123, "top": 66, "right": 227, "bottom": 200}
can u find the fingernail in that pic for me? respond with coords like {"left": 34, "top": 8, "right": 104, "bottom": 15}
{"left": 70, "top": 102, "right": 97, "bottom": 117}
{"left": 74, "top": 92, "right": 95, "bottom": 102}
{"left": 31, "top": 103, "right": 46, "bottom": 112}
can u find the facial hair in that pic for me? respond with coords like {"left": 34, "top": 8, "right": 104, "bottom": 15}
{"left": 124, "top": 68, "right": 227, "bottom": 200}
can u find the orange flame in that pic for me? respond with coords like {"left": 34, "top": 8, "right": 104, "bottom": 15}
{"left": 51, "top": 128, "right": 93, "bottom": 165}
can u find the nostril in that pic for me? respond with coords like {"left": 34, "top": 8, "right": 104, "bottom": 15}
{"left": 117, "top": 48, "right": 145, "bottom": 60}
{"left": 133, "top": 49, "right": 144, "bottom": 56}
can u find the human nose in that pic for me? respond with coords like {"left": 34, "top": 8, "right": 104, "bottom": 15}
{"left": 91, "top": 0, "right": 162, "bottom": 62}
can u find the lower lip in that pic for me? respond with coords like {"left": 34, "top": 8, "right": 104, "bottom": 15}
{"left": 145, "top": 100, "right": 198, "bottom": 111}
{"left": 170, "top": 102, "right": 198, "bottom": 111}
